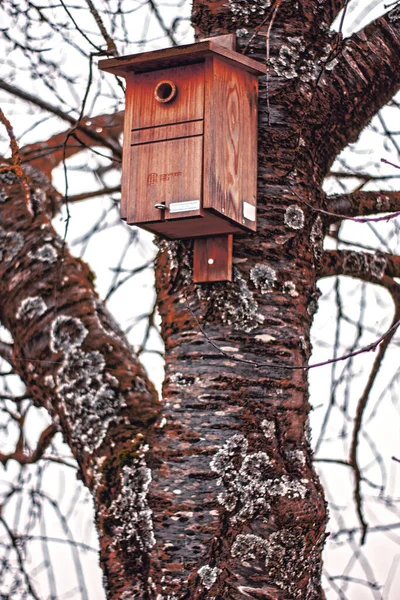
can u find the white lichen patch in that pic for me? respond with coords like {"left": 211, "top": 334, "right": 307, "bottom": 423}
{"left": 285, "top": 449, "right": 306, "bottom": 468}
{"left": 310, "top": 216, "right": 324, "bottom": 261}
{"left": 50, "top": 314, "right": 126, "bottom": 452}
{"left": 197, "top": 268, "right": 264, "bottom": 332}
{"left": 44, "top": 374, "right": 55, "bottom": 388}
{"left": 0, "top": 226, "right": 24, "bottom": 263}
{"left": 255, "top": 334, "right": 275, "bottom": 343}
{"left": 0, "top": 190, "right": 9, "bottom": 203}
{"left": 284, "top": 205, "right": 305, "bottom": 230}
{"left": 261, "top": 419, "right": 276, "bottom": 439}
{"left": 229, "top": 0, "right": 271, "bottom": 24}
{"left": 231, "top": 528, "right": 311, "bottom": 599}
{"left": 198, "top": 565, "right": 220, "bottom": 590}
{"left": 50, "top": 315, "right": 88, "bottom": 353}
{"left": 299, "top": 335, "right": 308, "bottom": 355}
{"left": 375, "top": 195, "right": 390, "bottom": 211}
{"left": 31, "top": 243, "right": 58, "bottom": 263}
{"left": 370, "top": 254, "right": 387, "bottom": 279}
{"left": 231, "top": 533, "right": 269, "bottom": 562}
{"left": 271, "top": 36, "right": 339, "bottom": 82}
{"left": 388, "top": 6, "right": 400, "bottom": 21}
{"left": 250, "top": 265, "right": 277, "bottom": 294}
{"left": 211, "top": 434, "right": 308, "bottom": 521}
{"left": 112, "top": 460, "right": 155, "bottom": 552}
{"left": 16, "top": 296, "right": 47, "bottom": 320}
{"left": 282, "top": 281, "right": 299, "bottom": 297}
{"left": 343, "top": 251, "right": 368, "bottom": 274}
{"left": 271, "top": 37, "right": 306, "bottom": 80}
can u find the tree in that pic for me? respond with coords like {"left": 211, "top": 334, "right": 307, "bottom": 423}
{"left": 1, "top": 0, "right": 400, "bottom": 598}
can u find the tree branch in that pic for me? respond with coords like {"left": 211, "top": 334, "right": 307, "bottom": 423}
{"left": 318, "top": 249, "right": 400, "bottom": 282}
{"left": 316, "top": 7, "right": 400, "bottom": 165}
{"left": 0, "top": 171, "right": 160, "bottom": 590}
{"left": 349, "top": 279, "right": 400, "bottom": 545}
{"left": 20, "top": 111, "right": 123, "bottom": 178}
{"left": 0, "top": 423, "right": 58, "bottom": 467}
{"left": 0, "top": 340, "right": 13, "bottom": 364}
{"left": 326, "top": 191, "right": 400, "bottom": 218}
{"left": 0, "top": 78, "right": 122, "bottom": 159}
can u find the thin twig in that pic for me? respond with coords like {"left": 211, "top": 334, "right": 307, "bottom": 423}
{"left": 84, "top": 0, "right": 118, "bottom": 56}
{"left": 0, "top": 109, "right": 32, "bottom": 211}
{"left": 184, "top": 292, "right": 400, "bottom": 372}
{"left": 349, "top": 281, "right": 400, "bottom": 545}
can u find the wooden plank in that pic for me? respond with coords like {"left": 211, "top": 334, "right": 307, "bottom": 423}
{"left": 203, "top": 57, "right": 257, "bottom": 232}
{"left": 201, "top": 34, "right": 236, "bottom": 51}
{"left": 98, "top": 40, "right": 266, "bottom": 77}
{"left": 193, "top": 235, "right": 233, "bottom": 283}
{"left": 146, "top": 211, "right": 245, "bottom": 239}
{"left": 131, "top": 64, "right": 204, "bottom": 130}
{"left": 120, "top": 74, "right": 135, "bottom": 220}
{"left": 127, "top": 136, "right": 203, "bottom": 224}
{"left": 131, "top": 120, "right": 203, "bottom": 145}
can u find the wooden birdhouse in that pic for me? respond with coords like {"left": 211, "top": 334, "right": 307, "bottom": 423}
{"left": 99, "top": 35, "right": 265, "bottom": 282}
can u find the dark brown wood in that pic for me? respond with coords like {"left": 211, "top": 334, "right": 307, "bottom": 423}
{"left": 193, "top": 234, "right": 233, "bottom": 282}
{"left": 203, "top": 56, "right": 258, "bottom": 232}
{"left": 131, "top": 119, "right": 203, "bottom": 146}
{"left": 144, "top": 211, "right": 245, "bottom": 239}
{"left": 131, "top": 120, "right": 203, "bottom": 145}
{"left": 98, "top": 38, "right": 266, "bottom": 77}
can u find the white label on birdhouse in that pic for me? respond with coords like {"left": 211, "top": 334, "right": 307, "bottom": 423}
{"left": 243, "top": 201, "right": 256, "bottom": 221}
{"left": 169, "top": 200, "right": 200, "bottom": 213}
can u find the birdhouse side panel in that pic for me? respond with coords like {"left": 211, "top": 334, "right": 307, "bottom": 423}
{"left": 131, "top": 63, "right": 205, "bottom": 131}
{"left": 203, "top": 57, "right": 258, "bottom": 232}
{"left": 120, "top": 74, "right": 136, "bottom": 220}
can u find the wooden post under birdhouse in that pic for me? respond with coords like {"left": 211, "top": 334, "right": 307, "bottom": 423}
{"left": 99, "top": 34, "right": 265, "bottom": 282}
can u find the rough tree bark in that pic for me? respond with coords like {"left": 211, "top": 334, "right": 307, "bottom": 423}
{"left": 1, "top": 1, "right": 400, "bottom": 599}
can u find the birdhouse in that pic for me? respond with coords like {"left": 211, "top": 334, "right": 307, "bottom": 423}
{"left": 99, "top": 35, "right": 265, "bottom": 282}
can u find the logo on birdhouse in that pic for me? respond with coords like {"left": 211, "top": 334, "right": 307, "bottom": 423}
{"left": 147, "top": 173, "right": 158, "bottom": 185}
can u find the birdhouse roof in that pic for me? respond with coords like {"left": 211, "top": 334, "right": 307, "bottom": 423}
{"left": 98, "top": 38, "right": 266, "bottom": 77}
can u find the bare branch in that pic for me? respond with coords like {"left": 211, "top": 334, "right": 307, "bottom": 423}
{"left": 318, "top": 249, "right": 400, "bottom": 282}
{"left": 0, "top": 109, "right": 32, "bottom": 211}
{"left": 326, "top": 190, "right": 400, "bottom": 219}
{"left": 0, "top": 423, "right": 58, "bottom": 466}
{"left": 84, "top": 0, "right": 118, "bottom": 56}
{"left": 349, "top": 280, "right": 400, "bottom": 545}
{"left": 0, "top": 340, "right": 13, "bottom": 364}
{"left": 20, "top": 111, "right": 123, "bottom": 178}
{"left": 0, "top": 78, "right": 122, "bottom": 159}
{"left": 315, "top": 7, "right": 400, "bottom": 162}
{"left": 66, "top": 185, "right": 121, "bottom": 204}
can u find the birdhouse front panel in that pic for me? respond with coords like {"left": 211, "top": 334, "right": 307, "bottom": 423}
{"left": 99, "top": 39, "right": 265, "bottom": 240}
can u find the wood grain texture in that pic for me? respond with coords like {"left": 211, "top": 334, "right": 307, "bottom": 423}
{"left": 193, "top": 234, "right": 233, "bottom": 282}
{"left": 131, "top": 120, "right": 203, "bottom": 145}
{"left": 127, "top": 136, "right": 203, "bottom": 224}
{"left": 131, "top": 64, "right": 204, "bottom": 130}
{"left": 98, "top": 39, "right": 266, "bottom": 77}
{"left": 203, "top": 56, "right": 258, "bottom": 232}
{"left": 120, "top": 74, "right": 135, "bottom": 219}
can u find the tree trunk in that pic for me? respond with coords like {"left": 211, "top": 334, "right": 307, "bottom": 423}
{"left": 1, "top": 0, "right": 400, "bottom": 598}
